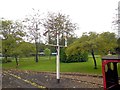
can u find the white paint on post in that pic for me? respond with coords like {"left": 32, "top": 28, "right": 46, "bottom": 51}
{"left": 65, "top": 32, "right": 67, "bottom": 47}
{"left": 43, "top": 30, "right": 68, "bottom": 83}
{"left": 56, "top": 31, "right": 60, "bottom": 83}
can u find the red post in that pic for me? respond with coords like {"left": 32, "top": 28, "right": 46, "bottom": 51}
{"left": 102, "top": 61, "right": 107, "bottom": 90}
{"left": 102, "top": 56, "right": 120, "bottom": 90}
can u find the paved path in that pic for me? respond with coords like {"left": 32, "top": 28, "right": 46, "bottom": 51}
{"left": 2, "top": 69, "right": 104, "bottom": 89}
{"left": 2, "top": 72, "right": 38, "bottom": 88}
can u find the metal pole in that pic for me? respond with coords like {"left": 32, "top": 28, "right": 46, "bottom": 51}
{"left": 65, "top": 32, "right": 67, "bottom": 47}
{"left": 56, "top": 31, "right": 60, "bottom": 83}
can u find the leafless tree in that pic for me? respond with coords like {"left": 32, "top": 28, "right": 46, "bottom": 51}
{"left": 23, "top": 9, "right": 42, "bottom": 62}
{"left": 43, "top": 12, "right": 78, "bottom": 45}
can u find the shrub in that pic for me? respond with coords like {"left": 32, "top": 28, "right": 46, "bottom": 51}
{"left": 60, "top": 48, "right": 88, "bottom": 63}
{"left": 1, "top": 58, "right": 6, "bottom": 63}
{"left": 7, "top": 58, "right": 12, "bottom": 62}
{"left": 2, "top": 57, "right": 12, "bottom": 63}
{"left": 66, "top": 52, "right": 88, "bottom": 63}
{"left": 60, "top": 48, "right": 67, "bottom": 62}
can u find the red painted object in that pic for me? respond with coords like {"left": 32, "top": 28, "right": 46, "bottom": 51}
{"left": 102, "top": 56, "right": 120, "bottom": 90}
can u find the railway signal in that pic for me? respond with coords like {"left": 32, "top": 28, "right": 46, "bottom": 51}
{"left": 43, "top": 30, "right": 67, "bottom": 83}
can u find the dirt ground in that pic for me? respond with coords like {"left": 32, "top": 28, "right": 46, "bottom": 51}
{"left": 2, "top": 69, "right": 103, "bottom": 89}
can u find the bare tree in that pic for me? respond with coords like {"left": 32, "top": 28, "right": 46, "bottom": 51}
{"left": 112, "top": 2, "right": 120, "bottom": 55}
{"left": 43, "top": 12, "right": 78, "bottom": 45}
{"left": 23, "top": 9, "right": 42, "bottom": 62}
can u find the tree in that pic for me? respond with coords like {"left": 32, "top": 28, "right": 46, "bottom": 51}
{"left": 1, "top": 20, "right": 25, "bottom": 63}
{"left": 11, "top": 42, "right": 22, "bottom": 67}
{"left": 44, "top": 48, "right": 51, "bottom": 60}
{"left": 66, "top": 32, "right": 117, "bottom": 69}
{"left": 66, "top": 32, "right": 98, "bottom": 68}
{"left": 1, "top": 20, "right": 13, "bottom": 62}
{"left": 11, "top": 41, "right": 35, "bottom": 67}
{"left": 97, "top": 32, "right": 117, "bottom": 55}
{"left": 84, "top": 32, "right": 98, "bottom": 69}
{"left": 23, "top": 9, "right": 42, "bottom": 62}
{"left": 112, "top": 5, "right": 120, "bottom": 53}
{"left": 43, "top": 12, "right": 78, "bottom": 45}
{"left": 2, "top": 34, "right": 16, "bottom": 63}
{"left": 67, "top": 36, "right": 78, "bottom": 45}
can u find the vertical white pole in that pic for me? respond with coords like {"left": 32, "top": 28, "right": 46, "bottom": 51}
{"left": 56, "top": 31, "right": 60, "bottom": 83}
{"left": 65, "top": 32, "right": 67, "bottom": 47}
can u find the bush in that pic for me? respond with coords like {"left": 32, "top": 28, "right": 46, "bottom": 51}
{"left": 60, "top": 48, "right": 67, "bottom": 62}
{"left": 66, "top": 52, "right": 88, "bottom": 63}
{"left": 1, "top": 58, "right": 5, "bottom": 63}
{"left": 80, "top": 52, "right": 88, "bottom": 62}
{"left": 2, "top": 57, "right": 12, "bottom": 63}
{"left": 7, "top": 58, "right": 12, "bottom": 62}
{"left": 60, "top": 48, "right": 88, "bottom": 63}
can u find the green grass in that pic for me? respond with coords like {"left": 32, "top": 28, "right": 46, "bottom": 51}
{"left": 2, "top": 55, "right": 103, "bottom": 75}
{"left": 2, "top": 55, "right": 120, "bottom": 75}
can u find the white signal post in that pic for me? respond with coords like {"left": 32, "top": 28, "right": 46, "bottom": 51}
{"left": 64, "top": 32, "right": 67, "bottom": 47}
{"left": 43, "top": 30, "right": 67, "bottom": 83}
{"left": 56, "top": 31, "right": 60, "bottom": 83}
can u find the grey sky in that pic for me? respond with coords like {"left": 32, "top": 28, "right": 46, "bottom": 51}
{"left": 0, "top": 0, "right": 119, "bottom": 37}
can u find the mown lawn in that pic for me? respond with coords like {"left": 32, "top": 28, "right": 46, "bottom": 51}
{"left": 2, "top": 55, "right": 120, "bottom": 75}
{"left": 2, "top": 55, "right": 104, "bottom": 75}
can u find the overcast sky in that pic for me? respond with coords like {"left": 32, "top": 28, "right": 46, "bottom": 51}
{"left": 0, "top": 0, "right": 119, "bottom": 37}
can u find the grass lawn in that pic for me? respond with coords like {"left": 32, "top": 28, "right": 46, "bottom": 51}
{"left": 2, "top": 55, "right": 104, "bottom": 75}
{"left": 2, "top": 55, "right": 120, "bottom": 75}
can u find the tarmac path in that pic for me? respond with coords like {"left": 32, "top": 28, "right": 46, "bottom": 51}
{"left": 2, "top": 69, "right": 103, "bottom": 89}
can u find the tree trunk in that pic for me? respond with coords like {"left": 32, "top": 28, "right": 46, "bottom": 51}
{"left": 15, "top": 56, "right": 19, "bottom": 68}
{"left": 49, "top": 55, "right": 51, "bottom": 60}
{"left": 5, "top": 55, "right": 7, "bottom": 63}
{"left": 91, "top": 49, "right": 97, "bottom": 69}
{"left": 35, "top": 42, "right": 38, "bottom": 62}
{"left": 5, "top": 49, "right": 8, "bottom": 63}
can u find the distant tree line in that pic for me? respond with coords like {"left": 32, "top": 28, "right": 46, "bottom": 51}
{"left": 1, "top": 10, "right": 78, "bottom": 67}
{"left": 1, "top": 9, "right": 119, "bottom": 69}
